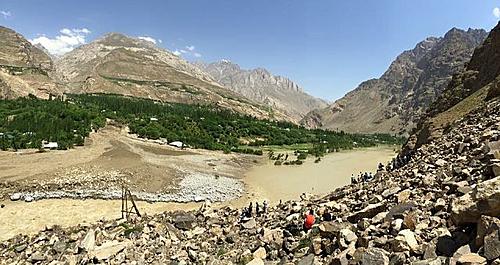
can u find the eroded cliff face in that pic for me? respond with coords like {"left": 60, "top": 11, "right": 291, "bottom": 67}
{"left": 0, "top": 26, "right": 61, "bottom": 99}
{"left": 195, "top": 60, "right": 328, "bottom": 122}
{"left": 301, "top": 28, "right": 488, "bottom": 136}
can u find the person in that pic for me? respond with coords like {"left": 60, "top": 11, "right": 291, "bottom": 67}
{"left": 303, "top": 209, "right": 316, "bottom": 231}
{"left": 263, "top": 200, "right": 268, "bottom": 213}
{"left": 248, "top": 202, "right": 253, "bottom": 216}
{"left": 322, "top": 210, "right": 332, "bottom": 221}
{"left": 256, "top": 202, "right": 260, "bottom": 217}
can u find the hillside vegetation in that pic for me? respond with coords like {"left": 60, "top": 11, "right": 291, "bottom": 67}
{"left": 0, "top": 94, "right": 403, "bottom": 154}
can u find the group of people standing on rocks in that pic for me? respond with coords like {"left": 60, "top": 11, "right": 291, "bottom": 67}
{"left": 241, "top": 200, "right": 268, "bottom": 220}
{"left": 388, "top": 150, "right": 415, "bottom": 171}
{"left": 350, "top": 171, "right": 374, "bottom": 184}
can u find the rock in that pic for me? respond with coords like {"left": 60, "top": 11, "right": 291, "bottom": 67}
{"left": 382, "top": 187, "right": 401, "bottom": 198}
{"left": 435, "top": 159, "right": 447, "bottom": 167}
{"left": 476, "top": 216, "right": 500, "bottom": 247}
{"left": 411, "top": 258, "right": 442, "bottom": 265}
{"left": 397, "top": 229, "right": 420, "bottom": 252}
{"left": 340, "top": 228, "right": 358, "bottom": 244}
{"left": 241, "top": 218, "right": 256, "bottom": 229}
{"left": 29, "top": 252, "right": 46, "bottom": 262}
{"left": 246, "top": 257, "right": 264, "bottom": 265}
{"left": 53, "top": 241, "right": 66, "bottom": 253}
{"left": 297, "top": 254, "right": 315, "bottom": 265}
{"left": 397, "top": 190, "right": 411, "bottom": 203}
{"left": 348, "top": 203, "right": 386, "bottom": 223}
{"left": 362, "top": 247, "right": 390, "bottom": 265}
{"left": 451, "top": 176, "right": 500, "bottom": 225}
{"left": 484, "top": 231, "right": 500, "bottom": 261}
{"left": 15, "top": 244, "right": 27, "bottom": 252}
{"left": 80, "top": 229, "right": 95, "bottom": 251}
{"left": 89, "top": 240, "right": 129, "bottom": 261}
{"left": 253, "top": 247, "right": 266, "bottom": 260}
{"left": 311, "top": 237, "right": 322, "bottom": 255}
{"left": 10, "top": 193, "right": 21, "bottom": 201}
{"left": 24, "top": 195, "right": 34, "bottom": 202}
{"left": 173, "top": 211, "right": 197, "bottom": 230}
{"left": 318, "top": 221, "right": 354, "bottom": 239}
{"left": 457, "top": 253, "right": 487, "bottom": 265}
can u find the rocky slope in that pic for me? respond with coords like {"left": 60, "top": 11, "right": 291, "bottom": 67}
{"left": 0, "top": 97, "right": 499, "bottom": 264}
{"left": 54, "top": 33, "right": 285, "bottom": 120}
{"left": 406, "top": 21, "right": 500, "bottom": 152}
{"left": 0, "top": 26, "right": 61, "bottom": 99}
{"left": 301, "top": 28, "right": 488, "bottom": 135}
{"left": 2, "top": 24, "right": 500, "bottom": 265}
{"left": 195, "top": 60, "right": 328, "bottom": 122}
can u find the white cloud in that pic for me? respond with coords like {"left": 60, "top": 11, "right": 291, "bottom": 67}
{"left": 173, "top": 50, "right": 182, "bottom": 56}
{"left": 30, "top": 28, "right": 91, "bottom": 56}
{"left": 137, "top": 36, "right": 157, "bottom": 44}
{"left": 171, "top": 43, "right": 201, "bottom": 58}
{"left": 193, "top": 52, "right": 201, "bottom": 58}
{"left": 158, "top": 39, "right": 163, "bottom": 44}
{"left": 180, "top": 49, "right": 187, "bottom": 54}
{"left": 494, "top": 7, "right": 500, "bottom": 18}
{"left": 186, "top": 45, "right": 195, "bottom": 51}
{"left": 1, "top": 10, "right": 11, "bottom": 19}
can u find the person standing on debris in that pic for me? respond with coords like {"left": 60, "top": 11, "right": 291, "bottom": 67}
{"left": 322, "top": 210, "right": 332, "bottom": 221}
{"left": 256, "top": 202, "right": 260, "bottom": 217}
{"left": 248, "top": 202, "right": 253, "bottom": 217}
{"left": 303, "top": 209, "right": 316, "bottom": 231}
{"left": 263, "top": 200, "right": 268, "bottom": 213}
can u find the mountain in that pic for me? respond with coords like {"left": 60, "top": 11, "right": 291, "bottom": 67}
{"left": 301, "top": 28, "right": 488, "bottom": 135}
{"left": 195, "top": 60, "right": 328, "bottom": 122}
{"left": 0, "top": 26, "right": 61, "bottom": 98}
{"left": 405, "top": 21, "right": 500, "bottom": 151}
{"left": 54, "top": 33, "right": 283, "bottom": 120}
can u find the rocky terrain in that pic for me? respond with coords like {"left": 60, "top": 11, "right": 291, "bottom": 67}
{"left": 195, "top": 60, "right": 328, "bottom": 122}
{"left": 54, "top": 33, "right": 286, "bottom": 120}
{"left": 301, "top": 27, "right": 488, "bottom": 135}
{"left": 0, "top": 26, "right": 62, "bottom": 99}
{"left": 0, "top": 97, "right": 499, "bottom": 264}
{"left": 1, "top": 23, "right": 499, "bottom": 265}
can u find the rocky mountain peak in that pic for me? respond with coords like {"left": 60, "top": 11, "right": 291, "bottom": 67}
{"left": 197, "top": 61, "right": 328, "bottom": 122}
{"left": 301, "top": 27, "right": 488, "bottom": 135}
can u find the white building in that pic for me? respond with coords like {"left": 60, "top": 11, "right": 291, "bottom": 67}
{"left": 42, "top": 141, "right": 58, "bottom": 149}
{"left": 169, "top": 141, "right": 184, "bottom": 148}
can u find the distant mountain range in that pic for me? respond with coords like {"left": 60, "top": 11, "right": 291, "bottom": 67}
{"left": 301, "top": 28, "right": 488, "bottom": 135}
{"left": 195, "top": 60, "right": 328, "bottom": 122}
{"left": 0, "top": 25, "right": 491, "bottom": 130}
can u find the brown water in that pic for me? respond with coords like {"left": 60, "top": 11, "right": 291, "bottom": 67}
{"left": 243, "top": 146, "right": 397, "bottom": 202}
{"left": 0, "top": 146, "right": 396, "bottom": 241}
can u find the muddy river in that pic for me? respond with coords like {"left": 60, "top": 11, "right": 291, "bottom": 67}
{"left": 0, "top": 146, "right": 397, "bottom": 241}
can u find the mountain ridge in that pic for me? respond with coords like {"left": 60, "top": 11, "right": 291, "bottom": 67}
{"left": 301, "top": 27, "right": 488, "bottom": 135}
{"left": 195, "top": 60, "right": 328, "bottom": 122}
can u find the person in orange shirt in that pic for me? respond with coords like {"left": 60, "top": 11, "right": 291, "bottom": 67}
{"left": 303, "top": 209, "right": 316, "bottom": 231}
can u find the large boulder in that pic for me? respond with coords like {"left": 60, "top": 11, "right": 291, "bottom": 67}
{"left": 451, "top": 176, "right": 500, "bottom": 225}
{"left": 172, "top": 211, "right": 197, "bottom": 230}
{"left": 348, "top": 203, "right": 386, "bottom": 223}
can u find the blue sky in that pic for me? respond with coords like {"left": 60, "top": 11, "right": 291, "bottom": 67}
{"left": 1, "top": 0, "right": 499, "bottom": 101}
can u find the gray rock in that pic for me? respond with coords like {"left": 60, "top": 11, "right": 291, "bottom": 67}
{"left": 484, "top": 231, "right": 500, "bottom": 261}
{"left": 362, "top": 247, "right": 389, "bottom": 265}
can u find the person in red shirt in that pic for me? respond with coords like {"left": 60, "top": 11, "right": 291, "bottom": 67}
{"left": 303, "top": 209, "right": 316, "bottom": 231}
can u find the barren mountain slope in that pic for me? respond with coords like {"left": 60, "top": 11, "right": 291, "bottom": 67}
{"left": 55, "top": 33, "right": 285, "bottom": 120}
{"left": 0, "top": 26, "right": 61, "bottom": 98}
{"left": 301, "top": 28, "right": 488, "bottom": 135}
{"left": 196, "top": 60, "right": 328, "bottom": 122}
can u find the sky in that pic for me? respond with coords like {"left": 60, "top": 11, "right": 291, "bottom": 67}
{"left": 1, "top": 0, "right": 499, "bottom": 101}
